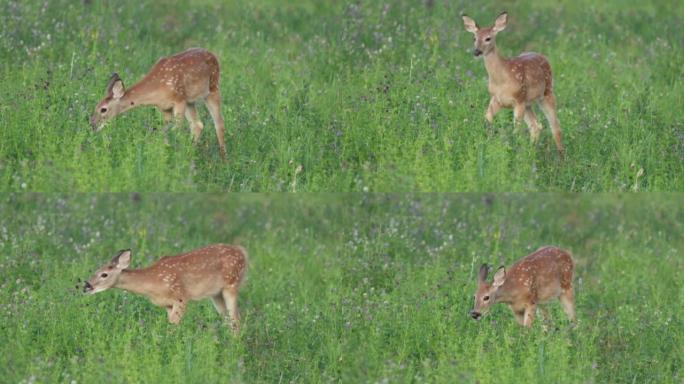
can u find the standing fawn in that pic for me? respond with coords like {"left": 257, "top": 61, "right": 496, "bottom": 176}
{"left": 469, "top": 246, "right": 575, "bottom": 327}
{"left": 90, "top": 48, "right": 227, "bottom": 159}
{"left": 462, "top": 13, "right": 564, "bottom": 155}
{"left": 83, "top": 244, "right": 247, "bottom": 333}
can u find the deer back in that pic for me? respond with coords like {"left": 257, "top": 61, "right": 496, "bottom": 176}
{"left": 503, "top": 246, "right": 573, "bottom": 304}
{"left": 141, "top": 244, "right": 247, "bottom": 301}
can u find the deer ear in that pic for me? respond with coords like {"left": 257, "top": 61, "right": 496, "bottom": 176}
{"left": 111, "top": 80, "right": 125, "bottom": 99}
{"left": 112, "top": 249, "right": 131, "bottom": 269}
{"left": 492, "top": 12, "right": 508, "bottom": 33}
{"left": 492, "top": 266, "right": 506, "bottom": 287}
{"left": 462, "top": 15, "right": 478, "bottom": 33}
{"left": 106, "top": 73, "right": 125, "bottom": 99}
{"left": 478, "top": 264, "right": 489, "bottom": 282}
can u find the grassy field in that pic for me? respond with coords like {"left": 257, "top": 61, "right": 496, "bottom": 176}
{"left": 1, "top": 0, "right": 683, "bottom": 191}
{"left": 0, "top": 193, "right": 681, "bottom": 383}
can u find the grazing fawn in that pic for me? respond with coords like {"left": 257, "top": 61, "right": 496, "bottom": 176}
{"left": 90, "top": 48, "right": 227, "bottom": 158}
{"left": 469, "top": 246, "right": 575, "bottom": 327}
{"left": 84, "top": 244, "right": 247, "bottom": 333}
{"left": 462, "top": 13, "right": 564, "bottom": 155}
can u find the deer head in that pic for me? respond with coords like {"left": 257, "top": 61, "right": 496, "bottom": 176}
{"left": 469, "top": 263, "right": 506, "bottom": 320}
{"left": 90, "top": 73, "right": 127, "bottom": 131}
{"left": 462, "top": 12, "right": 508, "bottom": 57}
{"left": 83, "top": 249, "right": 131, "bottom": 294}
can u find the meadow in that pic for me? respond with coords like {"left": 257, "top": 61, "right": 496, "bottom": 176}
{"left": 1, "top": 0, "right": 683, "bottom": 192}
{"left": 0, "top": 193, "right": 681, "bottom": 383}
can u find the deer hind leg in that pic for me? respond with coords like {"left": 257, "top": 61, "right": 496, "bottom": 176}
{"left": 205, "top": 90, "right": 227, "bottom": 159}
{"left": 513, "top": 102, "right": 526, "bottom": 133}
{"left": 167, "top": 300, "right": 187, "bottom": 325}
{"left": 538, "top": 306, "right": 553, "bottom": 332}
{"left": 222, "top": 286, "right": 240, "bottom": 334}
{"left": 184, "top": 103, "right": 204, "bottom": 143}
{"left": 540, "top": 92, "right": 565, "bottom": 155}
{"left": 485, "top": 97, "right": 501, "bottom": 124}
{"left": 211, "top": 294, "right": 227, "bottom": 315}
{"left": 524, "top": 107, "right": 542, "bottom": 143}
{"left": 559, "top": 288, "right": 576, "bottom": 322}
{"left": 539, "top": 306, "right": 552, "bottom": 322}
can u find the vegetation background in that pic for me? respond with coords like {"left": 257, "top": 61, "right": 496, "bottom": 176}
{"left": 1, "top": 193, "right": 681, "bottom": 383}
{"left": 1, "top": 0, "right": 683, "bottom": 191}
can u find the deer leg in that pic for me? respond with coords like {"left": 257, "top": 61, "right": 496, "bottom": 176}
{"left": 513, "top": 102, "right": 526, "bottom": 133}
{"left": 560, "top": 288, "right": 576, "bottom": 322}
{"left": 156, "top": 109, "right": 174, "bottom": 134}
{"left": 167, "top": 300, "right": 187, "bottom": 325}
{"left": 539, "top": 306, "right": 553, "bottom": 332}
{"left": 540, "top": 92, "right": 565, "bottom": 156}
{"left": 222, "top": 286, "right": 240, "bottom": 334}
{"left": 162, "top": 109, "right": 174, "bottom": 124}
{"left": 523, "top": 304, "right": 536, "bottom": 327}
{"left": 211, "top": 294, "right": 227, "bottom": 316}
{"left": 524, "top": 107, "right": 542, "bottom": 143}
{"left": 205, "top": 90, "right": 227, "bottom": 159}
{"left": 485, "top": 97, "right": 501, "bottom": 124}
{"left": 512, "top": 309, "right": 526, "bottom": 325}
{"left": 539, "top": 306, "right": 552, "bottom": 322}
{"left": 184, "top": 103, "right": 204, "bottom": 143}
{"left": 172, "top": 102, "right": 187, "bottom": 128}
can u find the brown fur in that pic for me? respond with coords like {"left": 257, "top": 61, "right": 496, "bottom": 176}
{"left": 84, "top": 244, "right": 247, "bottom": 333}
{"left": 463, "top": 13, "right": 564, "bottom": 155}
{"left": 470, "top": 246, "right": 575, "bottom": 327}
{"left": 90, "top": 48, "right": 226, "bottom": 159}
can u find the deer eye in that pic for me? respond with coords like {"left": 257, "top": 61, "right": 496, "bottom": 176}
{"left": 483, "top": 295, "right": 490, "bottom": 301}
{"left": 100, "top": 108, "right": 107, "bottom": 114}
{"left": 485, "top": 37, "right": 491, "bottom": 42}
{"left": 100, "top": 273, "right": 108, "bottom": 278}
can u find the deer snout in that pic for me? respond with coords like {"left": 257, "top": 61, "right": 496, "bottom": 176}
{"left": 89, "top": 116, "right": 99, "bottom": 131}
{"left": 469, "top": 310, "right": 482, "bottom": 320}
{"left": 83, "top": 281, "right": 93, "bottom": 293}
{"left": 473, "top": 49, "right": 483, "bottom": 57}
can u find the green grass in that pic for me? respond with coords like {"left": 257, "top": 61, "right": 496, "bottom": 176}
{"left": 1, "top": 0, "right": 683, "bottom": 191}
{"left": 0, "top": 193, "right": 681, "bottom": 383}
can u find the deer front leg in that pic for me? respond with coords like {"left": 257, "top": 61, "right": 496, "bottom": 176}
{"left": 512, "top": 309, "right": 526, "bottom": 325}
{"left": 167, "top": 300, "right": 187, "bottom": 325}
{"left": 155, "top": 108, "right": 174, "bottom": 134}
{"left": 172, "top": 102, "right": 187, "bottom": 129}
{"left": 523, "top": 303, "right": 536, "bottom": 327}
{"left": 162, "top": 109, "right": 174, "bottom": 124}
{"left": 485, "top": 97, "right": 501, "bottom": 124}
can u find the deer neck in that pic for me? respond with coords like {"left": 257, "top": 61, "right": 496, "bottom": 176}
{"left": 492, "top": 281, "right": 514, "bottom": 304}
{"left": 119, "top": 79, "right": 161, "bottom": 112}
{"left": 115, "top": 269, "right": 158, "bottom": 298}
{"left": 483, "top": 47, "right": 510, "bottom": 85}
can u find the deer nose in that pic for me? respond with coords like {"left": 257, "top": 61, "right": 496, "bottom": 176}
{"left": 83, "top": 281, "right": 93, "bottom": 293}
{"left": 469, "top": 310, "right": 481, "bottom": 320}
{"left": 473, "top": 49, "right": 483, "bottom": 57}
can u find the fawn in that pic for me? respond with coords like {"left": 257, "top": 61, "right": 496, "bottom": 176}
{"left": 470, "top": 246, "right": 575, "bottom": 327}
{"left": 83, "top": 244, "right": 247, "bottom": 333}
{"left": 462, "top": 12, "right": 564, "bottom": 155}
{"left": 90, "top": 48, "right": 227, "bottom": 158}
